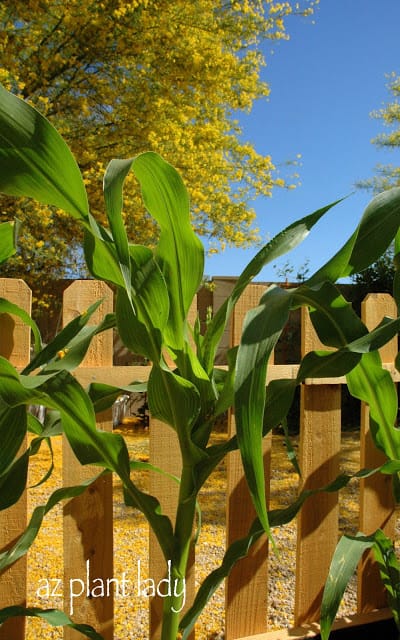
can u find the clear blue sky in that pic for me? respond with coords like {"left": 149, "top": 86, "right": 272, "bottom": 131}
{"left": 204, "top": 0, "right": 400, "bottom": 283}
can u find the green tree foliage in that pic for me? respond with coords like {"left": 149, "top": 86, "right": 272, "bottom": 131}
{"left": 351, "top": 244, "right": 395, "bottom": 311}
{"left": 358, "top": 72, "right": 400, "bottom": 194}
{"left": 0, "top": 0, "right": 318, "bottom": 324}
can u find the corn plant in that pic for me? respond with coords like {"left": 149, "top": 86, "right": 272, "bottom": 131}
{"left": 1, "top": 84, "right": 400, "bottom": 639}
{"left": 320, "top": 529, "right": 400, "bottom": 640}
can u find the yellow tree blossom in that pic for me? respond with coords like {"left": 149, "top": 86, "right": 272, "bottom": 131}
{"left": 0, "top": 0, "right": 318, "bottom": 324}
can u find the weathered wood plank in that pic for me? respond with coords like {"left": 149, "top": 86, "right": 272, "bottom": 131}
{"left": 149, "top": 301, "right": 197, "bottom": 639}
{"left": 358, "top": 293, "right": 397, "bottom": 613}
{"left": 226, "top": 284, "right": 271, "bottom": 639}
{"left": 63, "top": 281, "right": 114, "bottom": 640}
{"left": 0, "top": 278, "right": 31, "bottom": 640}
{"left": 236, "top": 607, "right": 393, "bottom": 640}
{"left": 294, "top": 308, "right": 341, "bottom": 626}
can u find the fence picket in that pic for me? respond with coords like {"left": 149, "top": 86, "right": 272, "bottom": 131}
{"left": 149, "top": 299, "right": 197, "bottom": 639}
{"left": 62, "top": 281, "right": 114, "bottom": 640}
{"left": 358, "top": 293, "right": 397, "bottom": 613}
{"left": 294, "top": 307, "right": 341, "bottom": 626}
{"left": 226, "top": 285, "right": 271, "bottom": 639}
{"left": 0, "top": 278, "right": 31, "bottom": 640}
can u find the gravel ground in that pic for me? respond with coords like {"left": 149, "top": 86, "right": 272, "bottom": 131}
{"left": 24, "top": 429, "right": 382, "bottom": 639}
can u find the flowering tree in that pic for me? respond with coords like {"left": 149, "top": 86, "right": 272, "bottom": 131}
{"left": 0, "top": 0, "right": 318, "bottom": 321}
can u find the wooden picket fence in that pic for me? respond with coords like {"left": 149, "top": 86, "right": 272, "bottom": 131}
{"left": 0, "top": 278, "right": 398, "bottom": 640}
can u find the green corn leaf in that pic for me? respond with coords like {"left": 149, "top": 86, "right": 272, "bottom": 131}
{"left": 234, "top": 285, "right": 292, "bottom": 535}
{"left": 183, "top": 461, "right": 395, "bottom": 640}
{"left": 113, "top": 243, "right": 169, "bottom": 363}
{"left": 263, "top": 378, "right": 298, "bottom": 434}
{"left": 213, "top": 347, "right": 238, "bottom": 418}
{"left": 88, "top": 381, "right": 147, "bottom": 414}
{"left": 347, "top": 352, "right": 400, "bottom": 461}
{"left": 291, "top": 282, "right": 400, "bottom": 463}
{"left": 373, "top": 529, "right": 400, "bottom": 629}
{"left": 116, "top": 288, "right": 163, "bottom": 361}
{"left": 40, "top": 371, "right": 131, "bottom": 475}
{"left": 103, "top": 158, "right": 132, "bottom": 291}
{"left": 0, "top": 360, "right": 131, "bottom": 476}
{"left": 0, "top": 220, "right": 19, "bottom": 264}
{"left": 180, "top": 517, "right": 265, "bottom": 639}
{"left": 83, "top": 230, "right": 126, "bottom": 287}
{"left": 320, "top": 534, "right": 375, "bottom": 640}
{"left": 202, "top": 199, "right": 342, "bottom": 373}
{"left": 0, "top": 606, "right": 104, "bottom": 639}
{"left": 308, "top": 187, "right": 400, "bottom": 285}
{"left": 0, "top": 450, "right": 29, "bottom": 510}
{"left": 0, "top": 472, "right": 107, "bottom": 572}
{"left": 295, "top": 313, "right": 400, "bottom": 384}
{"left": 121, "top": 476, "right": 175, "bottom": 561}
{"left": 28, "top": 436, "right": 55, "bottom": 489}
{"left": 23, "top": 300, "right": 108, "bottom": 374}
{"left": 296, "top": 350, "right": 361, "bottom": 381}
{"left": 148, "top": 364, "right": 204, "bottom": 464}
{"left": 345, "top": 315, "right": 400, "bottom": 353}
{"left": 0, "top": 85, "right": 89, "bottom": 221}
{"left": 129, "top": 244, "right": 169, "bottom": 311}
{"left": 0, "top": 398, "right": 27, "bottom": 476}
{"left": 347, "top": 188, "right": 400, "bottom": 276}
{"left": 293, "top": 281, "right": 368, "bottom": 349}
{"left": 132, "top": 152, "right": 204, "bottom": 350}
{"left": 0, "top": 297, "right": 42, "bottom": 355}
{"left": 40, "top": 314, "right": 116, "bottom": 375}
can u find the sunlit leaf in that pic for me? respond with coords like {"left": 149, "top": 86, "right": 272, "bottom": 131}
{"left": 132, "top": 152, "right": 204, "bottom": 350}
{"left": 0, "top": 85, "right": 89, "bottom": 220}
{"left": 0, "top": 220, "right": 19, "bottom": 264}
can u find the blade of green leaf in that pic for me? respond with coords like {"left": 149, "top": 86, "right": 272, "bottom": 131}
{"left": 88, "top": 381, "right": 147, "bottom": 414}
{"left": 373, "top": 529, "right": 400, "bottom": 629}
{"left": 116, "top": 288, "right": 163, "bottom": 361}
{"left": 202, "top": 199, "right": 343, "bottom": 373}
{"left": 0, "top": 85, "right": 89, "bottom": 220}
{"left": 23, "top": 300, "right": 107, "bottom": 374}
{"left": 148, "top": 364, "right": 204, "bottom": 464}
{"left": 83, "top": 230, "right": 127, "bottom": 287}
{"left": 180, "top": 518, "right": 265, "bottom": 639}
{"left": 0, "top": 220, "right": 18, "bottom": 264}
{"left": 0, "top": 398, "right": 27, "bottom": 475}
{"left": 234, "top": 285, "right": 293, "bottom": 535}
{"left": 0, "top": 297, "right": 42, "bottom": 355}
{"left": 132, "top": 152, "right": 204, "bottom": 350}
{"left": 0, "top": 606, "right": 104, "bottom": 639}
{"left": 293, "top": 281, "right": 368, "bottom": 349}
{"left": 0, "top": 450, "right": 29, "bottom": 510}
{"left": 0, "top": 472, "right": 107, "bottom": 572}
{"left": 308, "top": 187, "right": 400, "bottom": 285}
{"left": 347, "top": 352, "right": 400, "bottom": 460}
{"left": 103, "top": 158, "right": 132, "bottom": 292}
{"left": 320, "top": 534, "right": 375, "bottom": 640}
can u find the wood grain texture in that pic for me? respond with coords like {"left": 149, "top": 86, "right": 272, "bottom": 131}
{"left": 295, "top": 308, "right": 341, "bottom": 626}
{"left": 0, "top": 279, "right": 31, "bottom": 640}
{"left": 62, "top": 281, "right": 114, "bottom": 639}
{"left": 226, "top": 284, "right": 271, "bottom": 639}
{"left": 149, "top": 300, "right": 197, "bottom": 640}
{"left": 358, "top": 294, "right": 397, "bottom": 613}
